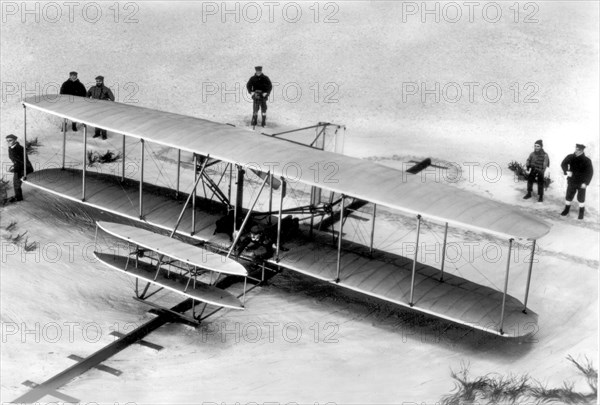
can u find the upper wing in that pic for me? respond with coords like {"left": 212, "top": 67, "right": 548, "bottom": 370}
{"left": 23, "top": 95, "right": 550, "bottom": 240}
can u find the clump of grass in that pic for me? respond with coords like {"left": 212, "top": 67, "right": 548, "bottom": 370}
{"left": 0, "top": 176, "right": 9, "bottom": 203}
{"left": 9, "top": 231, "right": 27, "bottom": 244}
{"left": 87, "top": 150, "right": 122, "bottom": 166}
{"left": 442, "top": 356, "right": 598, "bottom": 405}
{"left": 568, "top": 354, "right": 598, "bottom": 396}
{"left": 25, "top": 137, "right": 41, "bottom": 154}
{"left": 4, "top": 221, "right": 17, "bottom": 231}
{"left": 508, "top": 161, "right": 529, "bottom": 181}
{"left": 508, "top": 161, "right": 553, "bottom": 189}
{"left": 23, "top": 236, "right": 38, "bottom": 252}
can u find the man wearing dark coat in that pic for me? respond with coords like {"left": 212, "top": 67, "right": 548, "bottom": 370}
{"left": 560, "top": 143, "right": 594, "bottom": 220}
{"left": 60, "top": 71, "right": 87, "bottom": 131}
{"left": 5, "top": 134, "right": 34, "bottom": 202}
{"left": 246, "top": 66, "right": 272, "bottom": 127}
{"left": 523, "top": 139, "right": 549, "bottom": 202}
{"left": 86, "top": 75, "right": 115, "bottom": 140}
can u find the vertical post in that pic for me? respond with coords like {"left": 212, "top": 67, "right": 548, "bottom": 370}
{"left": 499, "top": 238, "right": 514, "bottom": 335}
{"left": 242, "top": 277, "right": 247, "bottom": 306}
{"left": 170, "top": 156, "right": 209, "bottom": 238}
{"left": 176, "top": 149, "right": 181, "bottom": 198}
{"left": 369, "top": 203, "right": 377, "bottom": 256}
{"left": 335, "top": 195, "right": 345, "bottom": 283}
{"left": 233, "top": 166, "right": 245, "bottom": 236}
{"left": 82, "top": 125, "right": 87, "bottom": 201}
{"left": 23, "top": 105, "right": 28, "bottom": 180}
{"left": 522, "top": 240, "right": 536, "bottom": 313}
{"left": 275, "top": 178, "right": 285, "bottom": 262}
{"left": 268, "top": 172, "right": 273, "bottom": 225}
{"left": 139, "top": 139, "right": 144, "bottom": 219}
{"left": 121, "top": 134, "right": 126, "bottom": 181}
{"left": 226, "top": 173, "right": 270, "bottom": 258}
{"left": 309, "top": 186, "right": 315, "bottom": 238}
{"left": 409, "top": 215, "right": 422, "bottom": 306}
{"left": 228, "top": 163, "right": 232, "bottom": 203}
{"left": 191, "top": 154, "right": 197, "bottom": 234}
{"left": 62, "top": 118, "right": 67, "bottom": 169}
{"left": 439, "top": 222, "right": 449, "bottom": 281}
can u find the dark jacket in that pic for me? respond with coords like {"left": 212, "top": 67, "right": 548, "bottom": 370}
{"left": 246, "top": 74, "right": 272, "bottom": 96}
{"left": 60, "top": 79, "right": 87, "bottom": 97}
{"left": 87, "top": 84, "right": 115, "bottom": 101}
{"left": 561, "top": 153, "right": 594, "bottom": 185}
{"left": 8, "top": 142, "right": 34, "bottom": 177}
{"left": 526, "top": 149, "right": 549, "bottom": 173}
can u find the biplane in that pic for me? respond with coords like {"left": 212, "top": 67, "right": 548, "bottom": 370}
{"left": 20, "top": 95, "right": 550, "bottom": 336}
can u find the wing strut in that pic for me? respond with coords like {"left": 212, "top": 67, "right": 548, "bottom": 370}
{"left": 227, "top": 172, "right": 270, "bottom": 259}
{"left": 522, "top": 240, "right": 536, "bottom": 313}
{"left": 170, "top": 154, "right": 210, "bottom": 238}
{"left": 499, "top": 238, "right": 514, "bottom": 335}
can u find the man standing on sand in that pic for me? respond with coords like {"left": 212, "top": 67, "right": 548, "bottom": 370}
{"left": 59, "top": 71, "right": 87, "bottom": 131}
{"left": 5, "top": 134, "right": 34, "bottom": 203}
{"left": 246, "top": 66, "right": 272, "bottom": 128}
{"left": 86, "top": 75, "right": 115, "bottom": 139}
{"left": 523, "top": 139, "right": 549, "bottom": 202}
{"left": 560, "top": 143, "right": 594, "bottom": 220}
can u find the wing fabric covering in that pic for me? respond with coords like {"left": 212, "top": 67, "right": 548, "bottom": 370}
{"left": 23, "top": 96, "right": 550, "bottom": 240}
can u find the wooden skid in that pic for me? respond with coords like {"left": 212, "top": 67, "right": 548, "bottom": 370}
{"left": 94, "top": 252, "right": 244, "bottom": 310}
{"left": 96, "top": 221, "right": 247, "bottom": 276}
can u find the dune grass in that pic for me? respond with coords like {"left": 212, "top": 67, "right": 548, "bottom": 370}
{"left": 442, "top": 356, "right": 597, "bottom": 404}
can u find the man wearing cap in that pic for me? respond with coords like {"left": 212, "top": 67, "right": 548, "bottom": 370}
{"left": 560, "top": 144, "right": 594, "bottom": 219}
{"left": 60, "top": 71, "right": 87, "bottom": 131}
{"left": 246, "top": 66, "right": 272, "bottom": 127}
{"left": 523, "top": 139, "right": 549, "bottom": 202}
{"left": 234, "top": 225, "right": 274, "bottom": 260}
{"left": 5, "top": 134, "right": 34, "bottom": 202}
{"left": 86, "top": 75, "right": 115, "bottom": 139}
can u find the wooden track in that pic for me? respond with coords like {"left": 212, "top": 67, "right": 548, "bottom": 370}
{"left": 25, "top": 168, "right": 537, "bottom": 337}
{"left": 94, "top": 252, "right": 244, "bottom": 309}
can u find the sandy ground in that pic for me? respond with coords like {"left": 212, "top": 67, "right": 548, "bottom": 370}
{"left": 1, "top": 1, "right": 599, "bottom": 404}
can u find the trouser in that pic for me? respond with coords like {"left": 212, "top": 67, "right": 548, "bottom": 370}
{"left": 565, "top": 181, "right": 586, "bottom": 204}
{"left": 13, "top": 172, "right": 23, "bottom": 201}
{"left": 527, "top": 170, "right": 544, "bottom": 196}
{"left": 252, "top": 97, "right": 268, "bottom": 115}
{"left": 94, "top": 128, "right": 107, "bottom": 138}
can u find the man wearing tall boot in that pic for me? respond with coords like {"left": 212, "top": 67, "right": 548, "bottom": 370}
{"left": 60, "top": 71, "right": 87, "bottom": 131}
{"left": 246, "top": 66, "right": 272, "bottom": 127}
{"left": 5, "top": 134, "right": 34, "bottom": 203}
{"left": 523, "top": 139, "right": 549, "bottom": 202}
{"left": 86, "top": 75, "right": 115, "bottom": 139}
{"left": 560, "top": 144, "right": 594, "bottom": 220}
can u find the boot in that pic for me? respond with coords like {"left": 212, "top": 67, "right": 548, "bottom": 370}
{"left": 261, "top": 114, "right": 266, "bottom": 127}
{"left": 251, "top": 115, "right": 258, "bottom": 126}
{"left": 538, "top": 195, "right": 543, "bottom": 202}
{"left": 578, "top": 207, "right": 585, "bottom": 220}
{"left": 560, "top": 205, "right": 570, "bottom": 216}
{"left": 72, "top": 122, "right": 78, "bottom": 131}
{"left": 523, "top": 192, "right": 532, "bottom": 199}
